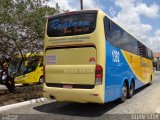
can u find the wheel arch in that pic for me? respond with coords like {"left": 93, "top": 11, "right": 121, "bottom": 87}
{"left": 38, "top": 75, "right": 44, "bottom": 84}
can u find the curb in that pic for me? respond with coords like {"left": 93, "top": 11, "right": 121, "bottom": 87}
{"left": 0, "top": 84, "right": 23, "bottom": 90}
{"left": 0, "top": 97, "right": 48, "bottom": 112}
{"left": 155, "top": 106, "right": 160, "bottom": 114}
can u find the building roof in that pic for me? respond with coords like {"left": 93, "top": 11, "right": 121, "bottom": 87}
{"left": 153, "top": 53, "right": 160, "bottom": 58}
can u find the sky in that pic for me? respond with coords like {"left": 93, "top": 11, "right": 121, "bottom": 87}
{"left": 47, "top": 0, "right": 160, "bottom": 52}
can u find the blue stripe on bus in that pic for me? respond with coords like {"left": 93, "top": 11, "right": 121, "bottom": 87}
{"left": 104, "top": 40, "right": 144, "bottom": 102}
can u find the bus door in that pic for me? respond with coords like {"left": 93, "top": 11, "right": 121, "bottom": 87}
{"left": 104, "top": 17, "right": 117, "bottom": 101}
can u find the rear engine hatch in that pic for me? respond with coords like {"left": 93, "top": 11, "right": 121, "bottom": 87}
{"left": 45, "top": 46, "right": 96, "bottom": 85}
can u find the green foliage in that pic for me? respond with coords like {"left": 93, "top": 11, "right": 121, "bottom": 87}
{"left": 0, "top": 0, "right": 60, "bottom": 64}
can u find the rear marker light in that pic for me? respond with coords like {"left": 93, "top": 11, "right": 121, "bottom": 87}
{"left": 95, "top": 78, "right": 102, "bottom": 85}
{"left": 95, "top": 64, "right": 103, "bottom": 85}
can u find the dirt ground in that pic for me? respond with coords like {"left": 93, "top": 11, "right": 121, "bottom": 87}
{"left": 0, "top": 85, "right": 43, "bottom": 106}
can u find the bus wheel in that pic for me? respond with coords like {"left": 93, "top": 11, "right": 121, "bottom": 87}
{"left": 128, "top": 81, "right": 134, "bottom": 99}
{"left": 39, "top": 77, "right": 44, "bottom": 84}
{"left": 120, "top": 82, "right": 128, "bottom": 103}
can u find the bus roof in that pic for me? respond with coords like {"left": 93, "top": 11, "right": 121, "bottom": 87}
{"left": 48, "top": 10, "right": 98, "bottom": 20}
{"left": 47, "top": 9, "right": 152, "bottom": 51}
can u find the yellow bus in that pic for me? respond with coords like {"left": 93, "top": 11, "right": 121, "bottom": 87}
{"left": 9, "top": 53, "right": 44, "bottom": 85}
{"left": 43, "top": 10, "right": 153, "bottom": 103}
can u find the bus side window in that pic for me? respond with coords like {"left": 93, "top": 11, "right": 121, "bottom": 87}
{"left": 108, "top": 20, "right": 112, "bottom": 32}
{"left": 138, "top": 41, "right": 146, "bottom": 58}
{"left": 151, "top": 51, "right": 153, "bottom": 60}
{"left": 147, "top": 48, "right": 153, "bottom": 60}
{"left": 104, "top": 17, "right": 111, "bottom": 39}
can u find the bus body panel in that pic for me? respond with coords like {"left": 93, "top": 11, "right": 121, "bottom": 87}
{"left": 122, "top": 50, "right": 153, "bottom": 84}
{"left": 43, "top": 84, "right": 104, "bottom": 103}
{"left": 45, "top": 47, "right": 96, "bottom": 85}
{"left": 105, "top": 40, "right": 153, "bottom": 102}
{"left": 15, "top": 66, "right": 43, "bottom": 84}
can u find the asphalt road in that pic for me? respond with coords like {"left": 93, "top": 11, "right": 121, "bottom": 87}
{"left": 1, "top": 72, "right": 160, "bottom": 120}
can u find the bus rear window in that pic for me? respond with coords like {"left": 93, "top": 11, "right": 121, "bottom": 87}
{"left": 47, "top": 13, "right": 97, "bottom": 37}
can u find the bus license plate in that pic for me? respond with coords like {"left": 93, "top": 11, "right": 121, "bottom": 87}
{"left": 63, "top": 84, "right": 73, "bottom": 88}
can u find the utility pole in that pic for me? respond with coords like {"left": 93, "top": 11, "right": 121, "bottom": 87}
{"left": 80, "top": 0, "right": 83, "bottom": 10}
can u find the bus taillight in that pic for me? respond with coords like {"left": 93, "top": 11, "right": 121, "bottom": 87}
{"left": 95, "top": 64, "right": 103, "bottom": 85}
{"left": 43, "top": 65, "right": 45, "bottom": 82}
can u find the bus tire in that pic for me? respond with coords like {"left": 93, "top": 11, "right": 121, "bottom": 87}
{"left": 120, "top": 82, "right": 128, "bottom": 103}
{"left": 128, "top": 81, "right": 134, "bottom": 99}
{"left": 39, "top": 76, "right": 44, "bottom": 84}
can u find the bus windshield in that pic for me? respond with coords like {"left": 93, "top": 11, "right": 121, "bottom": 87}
{"left": 8, "top": 56, "right": 42, "bottom": 76}
{"left": 8, "top": 58, "right": 21, "bottom": 76}
{"left": 47, "top": 12, "right": 97, "bottom": 37}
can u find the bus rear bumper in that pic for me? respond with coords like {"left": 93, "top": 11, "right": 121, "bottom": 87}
{"left": 43, "top": 84, "right": 104, "bottom": 103}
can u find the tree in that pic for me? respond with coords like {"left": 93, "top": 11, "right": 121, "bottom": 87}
{"left": 0, "top": 0, "right": 60, "bottom": 65}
